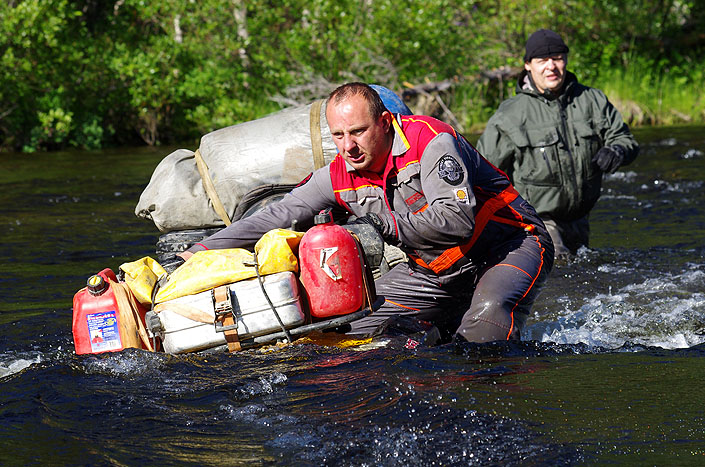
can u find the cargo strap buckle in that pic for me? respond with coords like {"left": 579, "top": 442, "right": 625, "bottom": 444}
{"left": 212, "top": 286, "right": 241, "bottom": 351}
{"left": 212, "top": 287, "right": 237, "bottom": 332}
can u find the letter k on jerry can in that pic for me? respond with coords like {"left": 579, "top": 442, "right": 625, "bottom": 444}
{"left": 298, "top": 210, "right": 365, "bottom": 319}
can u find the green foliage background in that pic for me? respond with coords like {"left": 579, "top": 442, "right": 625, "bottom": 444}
{"left": 1, "top": 0, "right": 704, "bottom": 152}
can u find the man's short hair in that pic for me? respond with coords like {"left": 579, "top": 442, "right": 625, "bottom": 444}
{"left": 524, "top": 29, "right": 569, "bottom": 62}
{"left": 327, "top": 82, "right": 387, "bottom": 120}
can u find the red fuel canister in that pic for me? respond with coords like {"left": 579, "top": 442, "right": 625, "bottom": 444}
{"left": 72, "top": 268, "right": 145, "bottom": 355}
{"left": 299, "top": 210, "right": 365, "bottom": 318}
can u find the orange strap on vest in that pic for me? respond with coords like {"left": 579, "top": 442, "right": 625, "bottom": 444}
{"left": 413, "top": 186, "right": 520, "bottom": 274}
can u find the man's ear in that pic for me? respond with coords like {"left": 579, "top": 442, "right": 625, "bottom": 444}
{"left": 381, "top": 110, "right": 392, "bottom": 132}
{"left": 524, "top": 61, "right": 532, "bottom": 71}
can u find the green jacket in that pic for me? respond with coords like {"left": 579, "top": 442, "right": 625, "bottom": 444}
{"left": 477, "top": 71, "right": 639, "bottom": 222}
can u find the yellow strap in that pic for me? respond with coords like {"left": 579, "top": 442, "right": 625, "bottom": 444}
{"left": 154, "top": 302, "right": 215, "bottom": 324}
{"left": 309, "top": 99, "right": 326, "bottom": 170}
{"left": 111, "top": 280, "right": 154, "bottom": 352}
{"left": 194, "top": 148, "right": 232, "bottom": 226}
{"left": 222, "top": 314, "right": 241, "bottom": 352}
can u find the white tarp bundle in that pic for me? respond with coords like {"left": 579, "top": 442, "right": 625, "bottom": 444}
{"left": 135, "top": 102, "right": 338, "bottom": 232}
{"left": 135, "top": 86, "right": 413, "bottom": 233}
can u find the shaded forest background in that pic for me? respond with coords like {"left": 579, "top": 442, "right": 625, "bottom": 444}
{"left": 2, "top": 0, "right": 704, "bottom": 152}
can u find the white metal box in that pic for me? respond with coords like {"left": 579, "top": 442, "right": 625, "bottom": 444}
{"left": 156, "top": 271, "right": 305, "bottom": 353}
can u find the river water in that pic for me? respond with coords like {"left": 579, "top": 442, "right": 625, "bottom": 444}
{"left": 1, "top": 126, "right": 704, "bottom": 465}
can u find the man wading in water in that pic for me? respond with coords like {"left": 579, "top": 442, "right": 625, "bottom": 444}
{"left": 478, "top": 29, "right": 639, "bottom": 257}
{"left": 179, "top": 82, "right": 554, "bottom": 343}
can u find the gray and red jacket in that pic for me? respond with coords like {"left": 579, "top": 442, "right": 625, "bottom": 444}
{"left": 189, "top": 114, "right": 550, "bottom": 281}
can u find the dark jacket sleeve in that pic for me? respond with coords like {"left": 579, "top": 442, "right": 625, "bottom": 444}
{"left": 476, "top": 108, "right": 519, "bottom": 177}
{"left": 598, "top": 91, "right": 640, "bottom": 166}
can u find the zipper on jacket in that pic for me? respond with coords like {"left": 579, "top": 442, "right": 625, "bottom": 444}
{"left": 539, "top": 147, "right": 553, "bottom": 176}
{"left": 382, "top": 166, "right": 399, "bottom": 240}
{"left": 558, "top": 102, "right": 579, "bottom": 196}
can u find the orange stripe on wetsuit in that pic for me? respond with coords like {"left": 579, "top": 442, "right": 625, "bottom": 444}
{"left": 503, "top": 233, "right": 547, "bottom": 339}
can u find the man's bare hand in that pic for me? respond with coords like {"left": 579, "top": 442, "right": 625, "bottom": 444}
{"left": 177, "top": 251, "right": 194, "bottom": 261}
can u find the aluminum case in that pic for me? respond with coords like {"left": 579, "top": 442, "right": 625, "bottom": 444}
{"left": 157, "top": 271, "right": 306, "bottom": 354}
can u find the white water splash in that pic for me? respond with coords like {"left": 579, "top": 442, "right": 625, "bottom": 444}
{"left": 681, "top": 148, "right": 703, "bottom": 159}
{"left": 0, "top": 354, "right": 41, "bottom": 378}
{"left": 529, "top": 264, "right": 705, "bottom": 350}
{"left": 82, "top": 351, "right": 166, "bottom": 376}
{"left": 604, "top": 170, "right": 638, "bottom": 182}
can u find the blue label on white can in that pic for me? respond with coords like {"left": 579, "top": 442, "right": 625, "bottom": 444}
{"left": 87, "top": 310, "right": 122, "bottom": 352}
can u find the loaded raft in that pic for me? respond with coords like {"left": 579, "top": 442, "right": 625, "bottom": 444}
{"left": 72, "top": 219, "right": 380, "bottom": 355}
{"left": 72, "top": 86, "right": 415, "bottom": 355}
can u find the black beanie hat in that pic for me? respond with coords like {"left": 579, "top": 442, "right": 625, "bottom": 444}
{"left": 524, "top": 29, "right": 569, "bottom": 62}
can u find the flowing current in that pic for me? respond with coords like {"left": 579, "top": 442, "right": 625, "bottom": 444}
{"left": 1, "top": 126, "right": 704, "bottom": 465}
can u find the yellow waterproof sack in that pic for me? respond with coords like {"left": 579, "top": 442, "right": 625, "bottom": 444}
{"left": 154, "top": 228, "right": 303, "bottom": 304}
{"left": 254, "top": 228, "right": 303, "bottom": 275}
{"left": 119, "top": 256, "right": 167, "bottom": 305}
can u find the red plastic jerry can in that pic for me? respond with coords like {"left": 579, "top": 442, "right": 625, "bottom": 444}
{"left": 299, "top": 210, "right": 365, "bottom": 318}
{"left": 72, "top": 268, "right": 145, "bottom": 355}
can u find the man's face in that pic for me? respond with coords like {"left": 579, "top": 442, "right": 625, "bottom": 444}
{"left": 525, "top": 54, "right": 567, "bottom": 94}
{"left": 327, "top": 94, "right": 392, "bottom": 174}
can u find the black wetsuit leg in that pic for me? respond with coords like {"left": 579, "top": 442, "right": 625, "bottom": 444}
{"left": 455, "top": 232, "right": 553, "bottom": 342}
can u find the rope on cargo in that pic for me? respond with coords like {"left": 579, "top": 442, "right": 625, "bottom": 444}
{"left": 193, "top": 148, "right": 232, "bottom": 226}
{"left": 147, "top": 274, "right": 169, "bottom": 351}
{"left": 309, "top": 99, "right": 326, "bottom": 170}
{"left": 250, "top": 250, "right": 294, "bottom": 343}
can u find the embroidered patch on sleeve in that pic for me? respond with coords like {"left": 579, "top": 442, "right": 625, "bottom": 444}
{"left": 453, "top": 187, "right": 470, "bottom": 204}
{"left": 405, "top": 191, "right": 424, "bottom": 206}
{"left": 437, "top": 155, "right": 464, "bottom": 186}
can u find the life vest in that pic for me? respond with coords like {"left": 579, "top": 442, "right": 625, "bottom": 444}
{"left": 329, "top": 115, "right": 538, "bottom": 277}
